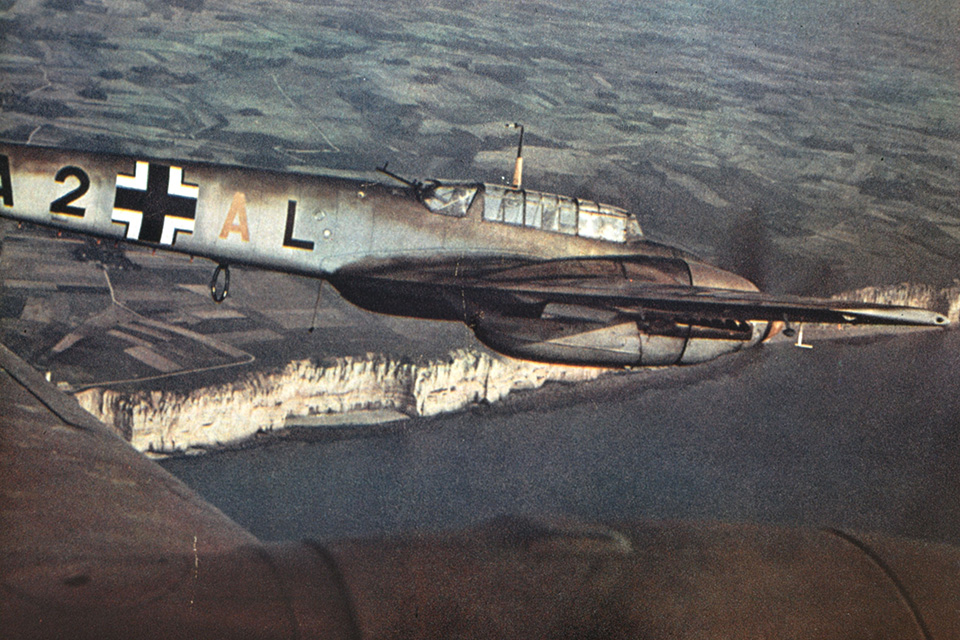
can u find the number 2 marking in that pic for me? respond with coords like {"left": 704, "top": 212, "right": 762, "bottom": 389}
{"left": 50, "top": 166, "right": 90, "bottom": 217}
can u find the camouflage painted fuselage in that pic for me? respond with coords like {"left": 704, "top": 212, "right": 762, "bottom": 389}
{"left": 0, "top": 142, "right": 696, "bottom": 276}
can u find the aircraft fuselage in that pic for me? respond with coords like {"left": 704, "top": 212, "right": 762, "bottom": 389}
{"left": 0, "top": 142, "right": 696, "bottom": 274}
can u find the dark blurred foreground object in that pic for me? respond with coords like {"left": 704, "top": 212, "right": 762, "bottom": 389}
{"left": 2, "top": 343, "right": 957, "bottom": 639}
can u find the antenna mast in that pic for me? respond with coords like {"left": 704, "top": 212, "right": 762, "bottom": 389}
{"left": 506, "top": 123, "right": 524, "bottom": 189}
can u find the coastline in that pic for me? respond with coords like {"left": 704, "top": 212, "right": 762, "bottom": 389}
{"left": 75, "top": 347, "right": 613, "bottom": 456}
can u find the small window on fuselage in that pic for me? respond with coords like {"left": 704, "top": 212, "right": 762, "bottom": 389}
{"left": 420, "top": 183, "right": 480, "bottom": 217}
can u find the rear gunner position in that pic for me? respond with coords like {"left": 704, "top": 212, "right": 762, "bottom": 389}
{"left": 0, "top": 133, "right": 947, "bottom": 368}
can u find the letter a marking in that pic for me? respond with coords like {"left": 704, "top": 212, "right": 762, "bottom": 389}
{"left": 218, "top": 192, "right": 250, "bottom": 241}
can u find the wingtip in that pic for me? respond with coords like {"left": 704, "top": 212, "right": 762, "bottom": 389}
{"left": 833, "top": 306, "right": 951, "bottom": 327}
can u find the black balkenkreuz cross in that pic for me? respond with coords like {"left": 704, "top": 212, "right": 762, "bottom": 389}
{"left": 112, "top": 161, "right": 199, "bottom": 245}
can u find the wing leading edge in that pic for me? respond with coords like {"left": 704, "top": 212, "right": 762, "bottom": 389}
{"left": 485, "top": 282, "right": 950, "bottom": 328}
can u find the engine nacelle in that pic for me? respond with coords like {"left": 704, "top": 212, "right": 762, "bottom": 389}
{"left": 474, "top": 315, "right": 646, "bottom": 367}
{"left": 472, "top": 309, "right": 768, "bottom": 368}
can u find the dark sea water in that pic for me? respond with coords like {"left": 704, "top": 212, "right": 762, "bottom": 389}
{"left": 162, "top": 328, "right": 960, "bottom": 545}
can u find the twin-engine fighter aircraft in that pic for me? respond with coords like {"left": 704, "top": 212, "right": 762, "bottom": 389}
{"left": 0, "top": 138, "right": 948, "bottom": 367}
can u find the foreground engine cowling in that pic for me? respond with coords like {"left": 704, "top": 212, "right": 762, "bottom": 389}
{"left": 12, "top": 518, "right": 960, "bottom": 639}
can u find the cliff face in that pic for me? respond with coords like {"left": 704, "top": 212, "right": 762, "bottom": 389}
{"left": 74, "top": 350, "right": 608, "bottom": 454}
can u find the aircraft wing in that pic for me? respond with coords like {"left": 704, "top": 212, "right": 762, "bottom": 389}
{"left": 456, "top": 256, "right": 949, "bottom": 327}
{"left": 0, "top": 343, "right": 356, "bottom": 639}
{"left": 331, "top": 256, "right": 947, "bottom": 366}
{"left": 480, "top": 281, "right": 949, "bottom": 327}
{"left": 334, "top": 256, "right": 949, "bottom": 328}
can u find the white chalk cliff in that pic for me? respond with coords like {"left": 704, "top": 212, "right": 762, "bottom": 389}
{"left": 75, "top": 349, "right": 608, "bottom": 454}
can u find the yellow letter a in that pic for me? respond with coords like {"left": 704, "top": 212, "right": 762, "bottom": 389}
{"left": 218, "top": 192, "right": 250, "bottom": 241}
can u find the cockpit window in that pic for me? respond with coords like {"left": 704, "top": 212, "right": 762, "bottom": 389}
{"left": 419, "top": 183, "right": 480, "bottom": 218}
{"left": 377, "top": 165, "right": 480, "bottom": 218}
{"left": 482, "top": 184, "right": 642, "bottom": 243}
